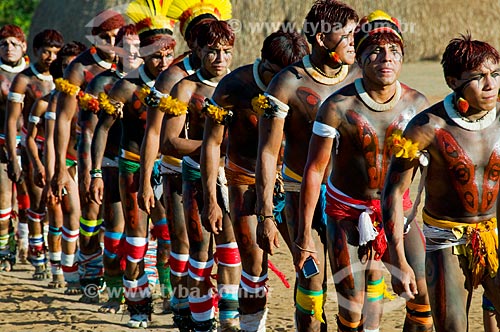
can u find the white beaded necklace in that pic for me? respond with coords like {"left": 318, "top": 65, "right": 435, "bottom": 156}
{"left": 355, "top": 78, "right": 402, "bottom": 112}
{"left": 196, "top": 69, "right": 230, "bottom": 88}
{"left": 302, "top": 55, "right": 348, "bottom": 85}
{"left": 30, "top": 63, "right": 55, "bottom": 90}
{"left": 253, "top": 58, "right": 267, "bottom": 92}
{"left": 139, "top": 65, "right": 155, "bottom": 88}
{"left": 443, "top": 93, "right": 496, "bottom": 131}
{"left": 0, "top": 57, "right": 26, "bottom": 73}
{"left": 183, "top": 56, "right": 195, "bottom": 75}
{"left": 91, "top": 48, "right": 113, "bottom": 70}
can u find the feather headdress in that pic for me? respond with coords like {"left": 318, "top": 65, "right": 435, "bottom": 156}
{"left": 167, "top": 0, "right": 232, "bottom": 38}
{"left": 126, "top": 0, "right": 178, "bottom": 41}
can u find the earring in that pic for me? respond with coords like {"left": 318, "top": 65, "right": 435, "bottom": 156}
{"left": 456, "top": 97, "right": 469, "bottom": 114}
{"left": 328, "top": 51, "right": 341, "bottom": 64}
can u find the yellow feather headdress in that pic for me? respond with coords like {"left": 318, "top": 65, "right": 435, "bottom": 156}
{"left": 126, "top": 0, "right": 178, "bottom": 40}
{"left": 167, "top": 0, "right": 232, "bottom": 38}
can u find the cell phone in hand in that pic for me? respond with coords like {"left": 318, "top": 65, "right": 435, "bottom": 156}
{"left": 302, "top": 256, "right": 319, "bottom": 279}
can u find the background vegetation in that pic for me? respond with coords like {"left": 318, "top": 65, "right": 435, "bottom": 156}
{"left": 0, "top": 0, "right": 40, "bottom": 35}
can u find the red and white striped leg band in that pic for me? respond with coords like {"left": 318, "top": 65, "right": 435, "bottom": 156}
{"left": 103, "top": 231, "right": 124, "bottom": 259}
{"left": 0, "top": 208, "right": 12, "bottom": 222}
{"left": 123, "top": 273, "right": 151, "bottom": 302}
{"left": 28, "top": 209, "right": 45, "bottom": 223}
{"left": 188, "top": 258, "right": 214, "bottom": 282}
{"left": 170, "top": 252, "right": 189, "bottom": 277}
{"left": 17, "top": 193, "right": 30, "bottom": 210}
{"left": 215, "top": 242, "right": 241, "bottom": 267}
{"left": 241, "top": 270, "right": 268, "bottom": 295}
{"left": 61, "top": 253, "right": 79, "bottom": 283}
{"left": 151, "top": 218, "right": 170, "bottom": 243}
{"left": 62, "top": 226, "right": 79, "bottom": 243}
{"left": 189, "top": 288, "right": 216, "bottom": 322}
{"left": 125, "top": 237, "right": 148, "bottom": 263}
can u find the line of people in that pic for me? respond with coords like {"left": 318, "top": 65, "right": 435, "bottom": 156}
{"left": 1, "top": 0, "right": 500, "bottom": 331}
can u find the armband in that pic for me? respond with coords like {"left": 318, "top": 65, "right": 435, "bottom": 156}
{"left": 202, "top": 98, "right": 232, "bottom": 125}
{"left": 7, "top": 92, "right": 25, "bottom": 103}
{"left": 44, "top": 111, "right": 56, "bottom": 120}
{"left": 77, "top": 91, "right": 100, "bottom": 113}
{"left": 98, "top": 92, "right": 124, "bottom": 118}
{"left": 54, "top": 78, "right": 80, "bottom": 96}
{"left": 28, "top": 114, "right": 41, "bottom": 124}
{"left": 312, "top": 121, "right": 338, "bottom": 138}
{"left": 251, "top": 93, "right": 288, "bottom": 119}
{"left": 144, "top": 87, "right": 168, "bottom": 108}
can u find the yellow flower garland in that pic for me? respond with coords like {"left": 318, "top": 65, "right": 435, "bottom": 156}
{"left": 136, "top": 87, "right": 151, "bottom": 105}
{"left": 158, "top": 96, "right": 188, "bottom": 116}
{"left": 387, "top": 131, "right": 420, "bottom": 160}
{"left": 251, "top": 94, "right": 270, "bottom": 116}
{"left": 78, "top": 91, "right": 100, "bottom": 113}
{"left": 55, "top": 78, "right": 80, "bottom": 96}
{"left": 98, "top": 92, "right": 123, "bottom": 117}
{"left": 204, "top": 103, "right": 231, "bottom": 124}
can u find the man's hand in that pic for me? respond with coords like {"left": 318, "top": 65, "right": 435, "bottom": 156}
{"left": 89, "top": 177, "right": 104, "bottom": 205}
{"left": 201, "top": 201, "right": 223, "bottom": 234}
{"left": 51, "top": 168, "right": 70, "bottom": 201}
{"left": 138, "top": 183, "right": 155, "bottom": 214}
{"left": 33, "top": 164, "right": 46, "bottom": 188}
{"left": 256, "top": 216, "right": 280, "bottom": 255}
{"left": 7, "top": 159, "right": 22, "bottom": 183}
{"left": 389, "top": 259, "right": 418, "bottom": 300}
{"left": 292, "top": 235, "right": 318, "bottom": 272}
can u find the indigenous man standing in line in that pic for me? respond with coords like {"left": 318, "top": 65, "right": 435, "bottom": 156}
{"left": 255, "top": 1, "right": 359, "bottom": 330}
{"left": 201, "top": 29, "right": 309, "bottom": 331}
{"left": 0, "top": 24, "right": 28, "bottom": 271}
{"left": 382, "top": 35, "right": 500, "bottom": 332}
{"left": 296, "top": 11, "right": 433, "bottom": 331}
{"left": 51, "top": 9, "right": 125, "bottom": 295}
{"left": 5, "top": 29, "right": 63, "bottom": 279}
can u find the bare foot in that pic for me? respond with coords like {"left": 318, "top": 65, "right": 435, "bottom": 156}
{"left": 162, "top": 297, "right": 172, "bottom": 314}
{"left": 33, "top": 265, "right": 50, "bottom": 280}
{"left": 0, "top": 259, "right": 12, "bottom": 272}
{"left": 64, "top": 282, "right": 82, "bottom": 295}
{"left": 98, "top": 300, "right": 123, "bottom": 314}
{"left": 219, "top": 318, "right": 241, "bottom": 332}
{"left": 18, "top": 247, "right": 28, "bottom": 264}
{"left": 48, "top": 274, "right": 65, "bottom": 289}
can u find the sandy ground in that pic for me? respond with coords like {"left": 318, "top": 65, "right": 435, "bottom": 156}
{"left": 0, "top": 62, "right": 490, "bottom": 331}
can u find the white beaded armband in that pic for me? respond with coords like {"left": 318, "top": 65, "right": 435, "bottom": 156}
{"left": 44, "top": 111, "right": 56, "bottom": 120}
{"left": 264, "top": 93, "right": 289, "bottom": 119}
{"left": 7, "top": 91, "right": 25, "bottom": 103}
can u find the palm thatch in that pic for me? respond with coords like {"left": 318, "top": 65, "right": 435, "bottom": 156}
{"left": 29, "top": 0, "right": 500, "bottom": 65}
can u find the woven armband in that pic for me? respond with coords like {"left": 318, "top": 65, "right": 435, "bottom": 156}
{"left": 7, "top": 91, "right": 25, "bottom": 103}
{"left": 202, "top": 98, "right": 232, "bottom": 125}
{"left": 251, "top": 93, "right": 288, "bottom": 119}
{"left": 28, "top": 114, "right": 41, "bottom": 124}
{"left": 77, "top": 91, "right": 100, "bottom": 113}
{"left": 44, "top": 111, "right": 56, "bottom": 120}
{"left": 312, "top": 121, "right": 338, "bottom": 138}
{"left": 54, "top": 78, "right": 80, "bottom": 96}
{"left": 98, "top": 92, "right": 124, "bottom": 118}
{"left": 143, "top": 87, "right": 167, "bottom": 108}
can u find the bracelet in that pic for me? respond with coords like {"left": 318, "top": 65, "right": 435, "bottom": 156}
{"left": 294, "top": 242, "right": 317, "bottom": 253}
{"left": 90, "top": 169, "right": 102, "bottom": 175}
{"left": 91, "top": 172, "right": 103, "bottom": 179}
{"left": 257, "top": 214, "right": 277, "bottom": 226}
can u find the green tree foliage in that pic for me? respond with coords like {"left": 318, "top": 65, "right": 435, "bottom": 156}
{"left": 0, "top": 0, "right": 40, "bottom": 34}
